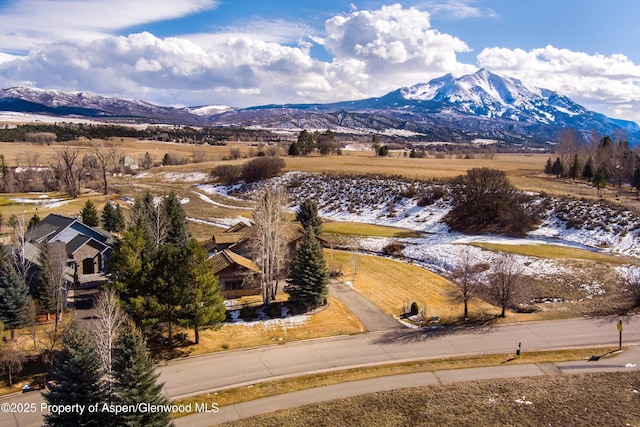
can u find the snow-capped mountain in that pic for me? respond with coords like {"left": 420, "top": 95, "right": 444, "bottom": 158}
{"left": 1, "top": 70, "right": 639, "bottom": 145}
{"left": 0, "top": 87, "right": 202, "bottom": 124}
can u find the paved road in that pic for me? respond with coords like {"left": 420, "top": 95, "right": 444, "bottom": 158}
{"left": 3, "top": 315, "right": 639, "bottom": 427}
{"left": 175, "top": 345, "right": 640, "bottom": 426}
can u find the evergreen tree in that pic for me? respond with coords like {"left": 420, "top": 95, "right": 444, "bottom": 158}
{"left": 285, "top": 229, "right": 329, "bottom": 309}
{"left": 113, "top": 204, "right": 126, "bottom": 233}
{"left": 632, "top": 167, "right": 640, "bottom": 196}
{"left": 80, "top": 199, "right": 99, "bottom": 227}
{"left": 27, "top": 213, "right": 40, "bottom": 231}
{"left": 180, "top": 240, "right": 226, "bottom": 345}
{"left": 297, "top": 130, "right": 314, "bottom": 155}
{"left": 101, "top": 201, "right": 116, "bottom": 232}
{"left": 582, "top": 157, "right": 594, "bottom": 181}
{"left": 112, "top": 322, "right": 173, "bottom": 427}
{"left": 162, "top": 192, "right": 189, "bottom": 246}
{"left": 544, "top": 158, "right": 553, "bottom": 175}
{"left": 44, "top": 324, "right": 106, "bottom": 427}
{"left": 593, "top": 167, "right": 608, "bottom": 195}
{"left": 288, "top": 141, "right": 300, "bottom": 156}
{"left": 568, "top": 154, "right": 581, "bottom": 179}
{"left": 0, "top": 246, "right": 34, "bottom": 339}
{"left": 296, "top": 199, "right": 323, "bottom": 236}
{"left": 551, "top": 157, "right": 564, "bottom": 178}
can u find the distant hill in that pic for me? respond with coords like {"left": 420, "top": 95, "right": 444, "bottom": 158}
{"left": 2, "top": 70, "right": 639, "bottom": 145}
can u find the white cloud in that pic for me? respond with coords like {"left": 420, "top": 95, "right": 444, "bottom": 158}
{"left": 477, "top": 45, "right": 640, "bottom": 122}
{"left": 0, "top": 0, "right": 219, "bottom": 55}
{"left": 419, "top": 0, "right": 497, "bottom": 19}
{"left": 0, "top": 4, "right": 477, "bottom": 107}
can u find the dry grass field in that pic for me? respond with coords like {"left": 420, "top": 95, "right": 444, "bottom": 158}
{"left": 327, "top": 249, "right": 500, "bottom": 322}
{"left": 218, "top": 371, "right": 640, "bottom": 427}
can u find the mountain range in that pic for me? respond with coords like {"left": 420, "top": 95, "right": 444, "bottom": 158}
{"left": 1, "top": 69, "right": 638, "bottom": 145}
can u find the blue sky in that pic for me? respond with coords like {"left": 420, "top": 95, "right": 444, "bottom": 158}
{"left": 0, "top": 0, "right": 638, "bottom": 122}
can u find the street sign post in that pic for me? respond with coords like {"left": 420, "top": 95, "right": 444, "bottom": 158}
{"left": 617, "top": 320, "right": 623, "bottom": 348}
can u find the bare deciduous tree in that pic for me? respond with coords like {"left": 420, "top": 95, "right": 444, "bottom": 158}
{"left": 488, "top": 254, "right": 524, "bottom": 318}
{"left": 8, "top": 211, "right": 32, "bottom": 282}
{"left": 625, "top": 268, "right": 640, "bottom": 307}
{"left": 450, "top": 248, "right": 484, "bottom": 319}
{"left": 251, "top": 187, "right": 289, "bottom": 306}
{"left": 94, "top": 142, "right": 119, "bottom": 195}
{"left": 93, "top": 288, "right": 125, "bottom": 394}
{"left": 50, "top": 146, "right": 84, "bottom": 198}
{"left": 0, "top": 339, "right": 26, "bottom": 386}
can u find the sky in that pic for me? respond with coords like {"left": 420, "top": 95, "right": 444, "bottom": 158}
{"left": 0, "top": 0, "right": 639, "bottom": 122}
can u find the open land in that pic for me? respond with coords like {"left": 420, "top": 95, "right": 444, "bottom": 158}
{"left": 2, "top": 136, "right": 640, "bottom": 426}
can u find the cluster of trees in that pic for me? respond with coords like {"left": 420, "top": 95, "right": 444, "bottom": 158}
{"left": 211, "top": 156, "right": 286, "bottom": 185}
{"left": 247, "top": 191, "right": 329, "bottom": 310}
{"left": 450, "top": 250, "right": 523, "bottom": 318}
{"left": 288, "top": 129, "right": 339, "bottom": 156}
{"left": 445, "top": 168, "right": 542, "bottom": 236}
{"left": 108, "top": 191, "right": 225, "bottom": 345}
{"left": 44, "top": 314, "right": 172, "bottom": 427}
{"left": 544, "top": 132, "right": 637, "bottom": 195}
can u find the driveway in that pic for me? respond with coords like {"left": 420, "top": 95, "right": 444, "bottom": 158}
{"left": 328, "top": 280, "right": 402, "bottom": 332}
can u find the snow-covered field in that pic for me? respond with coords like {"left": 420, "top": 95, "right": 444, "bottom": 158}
{"left": 201, "top": 172, "right": 640, "bottom": 298}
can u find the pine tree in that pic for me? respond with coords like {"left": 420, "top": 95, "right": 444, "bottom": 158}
{"left": 114, "top": 204, "right": 126, "bottom": 232}
{"left": 162, "top": 192, "right": 189, "bottom": 246}
{"left": 544, "top": 158, "right": 553, "bottom": 175}
{"left": 582, "top": 157, "right": 595, "bottom": 181}
{"left": 101, "top": 201, "right": 116, "bottom": 232}
{"left": 27, "top": 213, "right": 40, "bottom": 231}
{"left": 593, "top": 167, "right": 608, "bottom": 195}
{"left": 0, "top": 246, "right": 34, "bottom": 339}
{"left": 181, "top": 240, "right": 226, "bottom": 345}
{"left": 44, "top": 324, "right": 106, "bottom": 427}
{"left": 296, "top": 199, "right": 323, "bottom": 236}
{"left": 568, "top": 154, "right": 581, "bottom": 179}
{"left": 112, "top": 322, "right": 173, "bottom": 427}
{"left": 80, "top": 199, "right": 99, "bottom": 226}
{"left": 288, "top": 141, "right": 300, "bottom": 156}
{"left": 285, "top": 229, "right": 329, "bottom": 309}
{"left": 551, "top": 157, "right": 564, "bottom": 178}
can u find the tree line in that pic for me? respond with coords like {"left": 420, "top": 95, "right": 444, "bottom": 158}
{"left": 544, "top": 131, "right": 637, "bottom": 195}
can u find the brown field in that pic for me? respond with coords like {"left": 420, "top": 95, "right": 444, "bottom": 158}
{"left": 218, "top": 371, "right": 640, "bottom": 427}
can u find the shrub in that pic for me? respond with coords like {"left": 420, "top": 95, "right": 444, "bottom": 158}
{"left": 410, "top": 302, "right": 419, "bottom": 316}
{"left": 445, "top": 168, "right": 541, "bottom": 236}
{"left": 212, "top": 164, "right": 243, "bottom": 185}
{"left": 242, "top": 157, "right": 286, "bottom": 182}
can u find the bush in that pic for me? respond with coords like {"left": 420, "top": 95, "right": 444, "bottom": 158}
{"left": 212, "top": 164, "right": 243, "bottom": 185}
{"left": 444, "top": 168, "right": 541, "bottom": 236}
{"left": 410, "top": 302, "right": 419, "bottom": 316}
{"left": 242, "top": 157, "right": 286, "bottom": 182}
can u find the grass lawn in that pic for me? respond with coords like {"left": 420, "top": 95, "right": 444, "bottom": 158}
{"left": 176, "top": 297, "right": 365, "bottom": 357}
{"left": 323, "top": 221, "right": 421, "bottom": 238}
{"left": 471, "top": 242, "right": 640, "bottom": 266}
{"left": 326, "top": 249, "right": 498, "bottom": 322}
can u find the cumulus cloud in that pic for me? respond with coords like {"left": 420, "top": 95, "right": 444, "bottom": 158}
{"left": 0, "top": 4, "right": 477, "bottom": 107}
{"left": 478, "top": 45, "right": 640, "bottom": 122}
{"left": 324, "top": 4, "right": 475, "bottom": 86}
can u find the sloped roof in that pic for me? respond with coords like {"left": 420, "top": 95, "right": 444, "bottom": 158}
{"left": 212, "top": 232, "right": 247, "bottom": 245}
{"left": 26, "top": 214, "right": 75, "bottom": 242}
{"left": 210, "top": 249, "right": 260, "bottom": 275}
{"left": 66, "top": 234, "right": 109, "bottom": 255}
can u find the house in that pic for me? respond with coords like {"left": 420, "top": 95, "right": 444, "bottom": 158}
{"left": 210, "top": 249, "right": 261, "bottom": 298}
{"left": 26, "top": 213, "right": 113, "bottom": 276}
{"left": 208, "top": 220, "right": 327, "bottom": 299}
